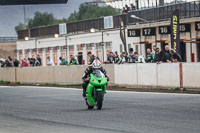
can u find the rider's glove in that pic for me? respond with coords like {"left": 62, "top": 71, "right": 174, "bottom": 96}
{"left": 106, "top": 77, "right": 110, "bottom": 81}
{"left": 84, "top": 78, "right": 89, "bottom": 81}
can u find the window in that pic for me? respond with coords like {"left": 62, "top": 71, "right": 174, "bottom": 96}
{"left": 160, "top": 34, "right": 169, "bottom": 38}
{"left": 180, "top": 32, "right": 186, "bottom": 37}
{"left": 145, "top": 36, "right": 152, "bottom": 40}
{"left": 135, "top": 45, "right": 139, "bottom": 53}
{"left": 96, "top": 43, "right": 101, "bottom": 50}
{"left": 53, "top": 47, "right": 57, "bottom": 52}
{"left": 61, "top": 46, "right": 66, "bottom": 52}
{"left": 128, "top": 44, "right": 131, "bottom": 51}
{"left": 106, "top": 42, "right": 112, "bottom": 49}
{"left": 86, "top": 44, "right": 92, "bottom": 50}
{"left": 59, "top": 23, "right": 67, "bottom": 35}
{"left": 104, "top": 16, "right": 113, "bottom": 29}
{"left": 69, "top": 45, "right": 74, "bottom": 51}
{"left": 120, "top": 44, "right": 123, "bottom": 53}
{"left": 77, "top": 45, "right": 83, "bottom": 51}
{"left": 197, "top": 31, "right": 200, "bottom": 36}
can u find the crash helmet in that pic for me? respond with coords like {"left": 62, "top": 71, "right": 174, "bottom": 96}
{"left": 92, "top": 59, "right": 101, "bottom": 71}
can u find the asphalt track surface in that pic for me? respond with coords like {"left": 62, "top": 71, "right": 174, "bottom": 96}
{"left": 0, "top": 86, "right": 200, "bottom": 133}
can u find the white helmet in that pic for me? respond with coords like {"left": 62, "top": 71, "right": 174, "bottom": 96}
{"left": 92, "top": 59, "right": 101, "bottom": 71}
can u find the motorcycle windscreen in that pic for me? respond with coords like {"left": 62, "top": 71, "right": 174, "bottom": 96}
{"left": 93, "top": 70, "right": 103, "bottom": 78}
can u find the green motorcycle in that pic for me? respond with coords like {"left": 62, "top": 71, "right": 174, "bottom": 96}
{"left": 85, "top": 70, "right": 107, "bottom": 110}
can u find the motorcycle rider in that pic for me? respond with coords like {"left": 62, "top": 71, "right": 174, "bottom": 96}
{"left": 82, "top": 59, "right": 109, "bottom": 97}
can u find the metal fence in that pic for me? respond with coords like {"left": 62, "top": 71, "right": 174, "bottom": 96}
{"left": 128, "top": 1, "right": 200, "bottom": 24}
{"left": 17, "top": 1, "right": 200, "bottom": 39}
{"left": 0, "top": 37, "right": 17, "bottom": 43}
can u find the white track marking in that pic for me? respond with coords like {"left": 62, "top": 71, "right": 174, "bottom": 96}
{"left": 1, "top": 86, "right": 199, "bottom": 96}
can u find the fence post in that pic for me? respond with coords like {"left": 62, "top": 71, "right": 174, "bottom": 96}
{"left": 179, "top": 63, "right": 183, "bottom": 88}
{"left": 15, "top": 67, "right": 17, "bottom": 83}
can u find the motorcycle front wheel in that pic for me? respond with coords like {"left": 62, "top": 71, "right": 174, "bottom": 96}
{"left": 86, "top": 100, "right": 94, "bottom": 109}
{"left": 96, "top": 91, "right": 103, "bottom": 110}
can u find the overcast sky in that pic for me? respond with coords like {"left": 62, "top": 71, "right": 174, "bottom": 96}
{"left": 0, "top": 0, "right": 195, "bottom": 37}
{"left": 0, "top": 0, "right": 95, "bottom": 37}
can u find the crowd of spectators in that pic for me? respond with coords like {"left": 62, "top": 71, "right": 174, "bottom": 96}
{"left": 0, "top": 45, "right": 182, "bottom": 68}
{"left": 0, "top": 56, "right": 20, "bottom": 68}
{"left": 105, "top": 45, "right": 182, "bottom": 65}
{"left": 0, "top": 55, "right": 42, "bottom": 68}
{"left": 105, "top": 49, "right": 142, "bottom": 64}
{"left": 122, "top": 4, "right": 137, "bottom": 14}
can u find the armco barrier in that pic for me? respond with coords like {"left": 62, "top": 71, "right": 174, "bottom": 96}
{"left": 0, "top": 63, "right": 200, "bottom": 88}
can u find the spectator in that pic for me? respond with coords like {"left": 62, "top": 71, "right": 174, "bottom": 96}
{"left": 59, "top": 57, "right": 67, "bottom": 65}
{"left": 160, "top": 45, "right": 172, "bottom": 63}
{"left": 152, "top": 45, "right": 157, "bottom": 59}
{"left": 153, "top": 48, "right": 161, "bottom": 63}
{"left": 128, "top": 51, "right": 136, "bottom": 63}
{"left": 134, "top": 52, "right": 139, "bottom": 62}
{"left": 145, "top": 49, "right": 154, "bottom": 63}
{"left": 114, "top": 51, "right": 121, "bottom": 64}
{"left": 107, "top": 52, "right": 115, "bottom": 64}
{"left": 125, "top": 4, "right": 130, "bottom": 12}
{"left": 21, "top": 58, "right": 30, "bottom": 67}
{"left": 13, "top": 58, "right": 19, "bottom": 67}
{"left": 35, "top": 55, "right": 42, "bottom": 66}
{"left": 8, "top": 56, "right": 13, "bottom": 67}
{"left": 170, "top": 49, "right": 182, "bottom": 62}
{"left": 0, "top": 60, "right": 5, "bottom": 67}
{"left": 122, "top": 7, "right": 127, "bottom": 14}
{"left": 69, "top": 55, "right": 78, "bottom": 65}
{"left": 130, "top": 4, "right": 136, "bottom": 11}
{"left": 87, "top": 52, "right": 93, "bottom": 64}
{"left": 5, "top": 60, "right": 12, "bottom": 67}
{"left": 77, "top": 52, "right": 83, "bottom": 65}
{"left": 28, "top": 58, "right": 36, "bottom": 66}
{"left": 47, "top": 56, "right": 55, "bottom": 66}
{"left": 119, "top": 52, "right": 128, "bottom": 64}
{"left": 135, "top": 0, "right": 139, "bottom": 10}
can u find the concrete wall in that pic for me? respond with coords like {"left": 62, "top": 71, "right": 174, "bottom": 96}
{"left": 0, "top": 63, "right": 200, "bottom": 88}
{"left": 157, "top": 63, "right": 180, "bottom": 87}
{"left": 114, "top": 64, "right": 137, "bottom": 85}
{"left": 0, "top": 68, "right": 16, "bottom": 82}
{"left": 54, "top": 65, "right": 87, "bottom": 84}
{"left": 182, "top": 63, "right": 200, "bottom": 88}
{"left": 17, "top": 67, "right": 55, "bottom": 84}
{"left": 137, "top": 63, "right": 157, "bottom": 86}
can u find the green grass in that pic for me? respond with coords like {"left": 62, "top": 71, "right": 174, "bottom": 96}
{"left": 0, "top": 80, "right": 11, "bottom": 85}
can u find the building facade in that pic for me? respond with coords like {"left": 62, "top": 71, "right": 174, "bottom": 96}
{"left": 16, "top": 1, "right": 200, "bottom": 65}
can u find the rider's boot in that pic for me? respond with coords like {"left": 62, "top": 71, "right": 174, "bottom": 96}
{"left": 82, "top": 83, "right": 86, "bottom": 97}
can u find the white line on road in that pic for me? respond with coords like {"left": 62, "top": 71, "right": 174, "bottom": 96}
{"left": 1, "top": 85, "right": 199, "bottom": 96}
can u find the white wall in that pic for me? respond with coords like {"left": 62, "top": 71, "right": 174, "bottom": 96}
{"left": 114, "top": 64, "right": 138, "bottom": 85}
{"left": 1, "top": 63, "right": 200, "bottom": 88}
{"left": 182, "top": 63, "right": 200, "bottom": 88}
{"left": 137, "top": 63, "right": 157, "bottom": 86}
{"left": 157, "top": 63, "right": 180, "bottom": 87}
